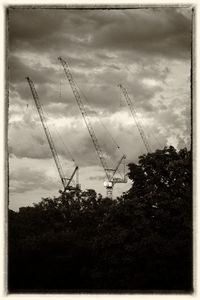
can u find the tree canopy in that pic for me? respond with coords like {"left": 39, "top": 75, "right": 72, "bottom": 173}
{"left": 8, "top": 146, "right": 192, "bottom": 292}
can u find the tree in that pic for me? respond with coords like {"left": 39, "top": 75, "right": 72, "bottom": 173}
{"left": 8, "top": 146, "right": 192, "bottom": 292}
{"left": 120, "top": 146, "right": 193, "bottom": 290}
{"left": 126, "top": 146, "right": 192, "bottom": 235}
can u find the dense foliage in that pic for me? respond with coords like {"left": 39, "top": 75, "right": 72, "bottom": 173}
{"left": 8, "top": 146, "right": 192, "bottom": 292}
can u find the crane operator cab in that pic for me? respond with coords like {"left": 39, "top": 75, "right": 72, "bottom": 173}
{"left": 104, "top": 181, "right": 113, "bottom": 199}
{"left": 104, "top": 181, "right": 113, "bottom": 188}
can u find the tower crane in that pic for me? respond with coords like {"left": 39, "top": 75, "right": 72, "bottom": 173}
{"left": 26, "top": 77, "right": 79, "bottom": 193}
{"left": 58, "top": 57, "right": 126, "bottom": 199}
{"left": 118, "top": 84, "right": 152, "bottom": 153}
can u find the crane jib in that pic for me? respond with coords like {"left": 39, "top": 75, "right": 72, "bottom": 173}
{"left": 26, "top": 77, "right": 78, "bottom": 191}
{"left": 58, "top": 57, "right": 111, "bottom": 181}
{"left": 119, "top": 84, "right": 151, "bottom": 153}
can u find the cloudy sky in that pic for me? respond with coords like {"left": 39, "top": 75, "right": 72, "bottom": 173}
{"left": 8, "top": 6, "right": 192, "bottom": 211}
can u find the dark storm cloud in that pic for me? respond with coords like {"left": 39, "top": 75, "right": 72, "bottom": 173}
{"left": 126, "top": 64, "right": 170, "bottom": 84}
{"left": 8, "top": 7, "right": 192, "bottom": 120}
{"left": 90, "top": 8, "right": 192, "bottom": 59}
{"left": 10, "top": 166, "right": 58, "bottom": 193}
{"left": 8, "top": 8, "right": 67, "bottom": 51}
{"left": 9, "top": 54, "right": 55, "bottom": 85}
{"left": 9, "top": 64, "right": 83, "bottom": 117}
{"left": 9, "top": 124, "right": 52, "bottom": 159}
{"left": 10, "top": 59, "right": 160, "bottom": 118}
{"left": 9, "top": 9, "right": 98, "bottom": 57}
{"left": 8, "top": 7, "right": 191, "bottom": 58}
{"left": 8, "top": 110, "right": 121, "bottom": 167}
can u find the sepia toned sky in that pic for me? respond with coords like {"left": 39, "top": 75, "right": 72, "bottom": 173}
{"left": 8, "top": 6, "right": 192, "bottom": 211}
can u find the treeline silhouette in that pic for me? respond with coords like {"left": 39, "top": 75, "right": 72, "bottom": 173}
{"left": 8, "top": 146, "right": 193, "bottom": 293}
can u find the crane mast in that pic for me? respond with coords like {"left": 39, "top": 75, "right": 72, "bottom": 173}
{"left": 58, "top": 57, "right": 126, "bottom": 198}
{"left": 118, "top": 84, "right": 152, "bottom": 153}
{"left": 104, "top": 154, "right": 127, "bottom": 199}
{"left": 26, "top": 77, "right": 78, "bottom": 191}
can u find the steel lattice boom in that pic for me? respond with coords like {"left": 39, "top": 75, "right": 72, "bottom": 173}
{"left": 26, "top": 76, "right": 78, "bottom": 191}
{"left": 58, "top": 57, "right": 111, "bottom": 181}
{"left": 119, "top": 84, "right": 152, "bottom": 153}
